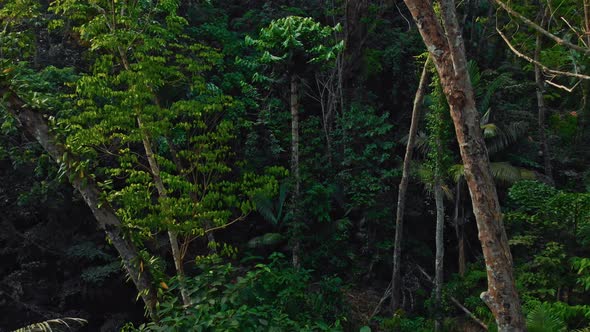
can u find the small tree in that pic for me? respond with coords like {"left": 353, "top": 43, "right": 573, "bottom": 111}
{"left": 245, "top": 16, "right": 343, "bottom": 268}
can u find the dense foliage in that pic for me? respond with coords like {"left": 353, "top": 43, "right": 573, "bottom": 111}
{"left": 1, "top": 0, "right": 590, "bottom": 331}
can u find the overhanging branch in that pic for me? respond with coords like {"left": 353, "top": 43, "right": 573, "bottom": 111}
{"left": 496, "top": 27, "right": 590, "bottom": 81}
{"left": 492, "top": 0, "right": 590, "bottom": 55}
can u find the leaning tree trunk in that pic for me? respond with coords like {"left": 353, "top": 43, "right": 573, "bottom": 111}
{"left": 434, "top": 179, "right": 445, "bottom": 332}
{"left": 137, "top": 117, "right": 191, "bottom": 306}
{"left": 391, "top": 58, "right": 432, "bottom": 311}
{"left": 2, "top": 88, "right": 159, "bottom": 320}
{"left": 534, "top": 9, "right": 553, "bottom": 183}
{"left": 290, "top": 74, "right": 302, "bottom": 269}
{"left": 401, "top": 0, "right": 526, "bottom": 330}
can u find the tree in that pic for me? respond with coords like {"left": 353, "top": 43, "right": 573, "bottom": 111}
{"left": 245, "top": 16, "right": 343, "bottom": 268}
{"left": 391, "top": 56, "right": 432, "bottom": 311}
{"left": 424, "top": 71, "right": 454, "bottom": 331}
{"left": 401, "top": 0, "right": 526, "bottom": 329}
{"left": 0, "top": 85, "right": 159, "bottom": 320}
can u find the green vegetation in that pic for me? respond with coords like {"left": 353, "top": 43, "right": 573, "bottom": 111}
{"left": 1, "top": 0, "right": 590, "bottom": 331}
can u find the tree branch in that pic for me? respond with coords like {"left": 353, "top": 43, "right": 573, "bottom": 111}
{"left": 492, "top": 0, "right": 590, "bottom": 54}
{"left": 496, "top": 27, "right": 590, "bottom": 80}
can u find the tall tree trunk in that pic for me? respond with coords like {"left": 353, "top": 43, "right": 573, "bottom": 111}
{"left": 391, "top": 57, "right": 432, "bottom": 311}
{"left": 401, "top": 0, "right": 526, "bottom": 330}
{"left": 434, "top": 180, "right": 445, "bottom": 332}
{"left": 2, "top": 88, "right": 159, "bottom": 320}
{"left": 534, "top": 10, "right": 553, "bottom": 183}
{"left": 290, "top": 74, "right": 302, "bottom": 269}
{"left": 137, "top": 117, "right": 191, "bottom": 306}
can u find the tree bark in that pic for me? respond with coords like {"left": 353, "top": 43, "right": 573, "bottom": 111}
{"left": 391, "top": 57, "right": 431, "bottom": 311}
{"left": 137, "top": 117, "right": 191, "bottom": 306}
{"left": 534, "top": 10, "right": 553, "bottom": 183}
{"left": 290, "top": 74, "right": 302, "bottom": 269}
{"left": 401, "top": 0, "right": 526, "bottom": 330}
{"left": 2, "top": 88, "right": 159, "bottom": 320}
{"left": 434, "top": 180, "right": 445, "bottom": 332}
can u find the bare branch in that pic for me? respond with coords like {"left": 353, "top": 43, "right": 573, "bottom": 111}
{"left": 496, "top": 27, "right": 590, "bottom": 80}
{"left": 492, "top": 0, "right": 590, "bottom": 54}
{"left": 545, "top": 79, "right": 581, "bottom": 92}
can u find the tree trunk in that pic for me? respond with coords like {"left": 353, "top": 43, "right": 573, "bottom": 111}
{"left": 137, "top": 117, "right": 191, "bottom": 306}
{"left": 168, "top": 142, "right": 218, "bottom": 254}
{"left": 434, "top": 180, "right": 445, "bottom": 332}
{"left": 534, "top": 10, "right": 553, "bottom": 183}
{"left": 582, "top": 0, "right": 590, "bottom": 137}
{"left": 401, "top": 0, "right": 526, "bottom": 330}
{"left": 391, "top": 57, "right": 431, "bottom": 311}
{"left": 2, "top": 88, "right": 159, "bottom": 320}
{"left": 453, "top": 180, "right": 466, "bottom": 276}
{"left": 290, "top": 74, "right": 302, "bottom": 269}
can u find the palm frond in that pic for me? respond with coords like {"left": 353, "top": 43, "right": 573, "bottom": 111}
{"left": 252, "top": 192, "right": 278, "bottom": 225}
{"left": 478, "top": 73, "right": 511, "bottom": 115}
{"left": 485, "top": 121, "right": 529, "bottom": 155}
{"left": 449, "top": 162, "right": 534, "bottom": 185}
{"left": 252, "top": 182, "right": 291, "bottom": 226}
{"left": 275, "top": 182, "right": 290, "bottom": 223}
{"left": 526, "top": 304, "right": 566, "bottom": 332}
{"left": 481, "top": 122, "right": 497, "bottom": 138}
{"left": 12, "top": 318, "right": 87, "bottom": 332}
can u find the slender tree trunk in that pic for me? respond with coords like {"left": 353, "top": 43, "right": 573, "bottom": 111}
{"left": 137, "top": 117, "right": 191, "bottom": 306}
{"left": 168, "top": 143, "right": 217, "bottom": 254}
{"left": 453, "top": 180, "right": 466, "bottom": 276}
{"left": 534, "top": 10, "right": 553, "bottom": 183}
{"left": 434, "top": 180, "right": 445, "bottom": 332}
{"left": 402, "top": 0, "right": 526, "bottom": 330}
{"left": 118, "top": 49, "right": 190, "bottom": 305}
{"left": 581, "top": 0, "right": 590, "bottom": 139}
{"left": 290, "top": 74, "right": 302, "bottom": 269}
{"left": 2, "top": 88, "right": 158, "bottom": 320}
{"left": 391, "top": 57, "right": 432, "bottom": 311}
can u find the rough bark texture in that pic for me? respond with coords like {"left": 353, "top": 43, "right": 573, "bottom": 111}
{"left": 2, "top": 88, "right": 158, "bottom": 320}
{"left": 391, "top": 59, "right": 431, "bottom": 311}
{"left": 434, "top": 180, "right": 445, "bottom": 332}
{"left": 290, "top": 74, "right": 302, "bottom": 269}
{"left": 534, "top": 10, "right": 553, "bottom": 183}
{"left": 137, "top": 117, "right": 191, "bottom": 306}
{"left": 402, "top": 0, "right": 526, "bottom": 330}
